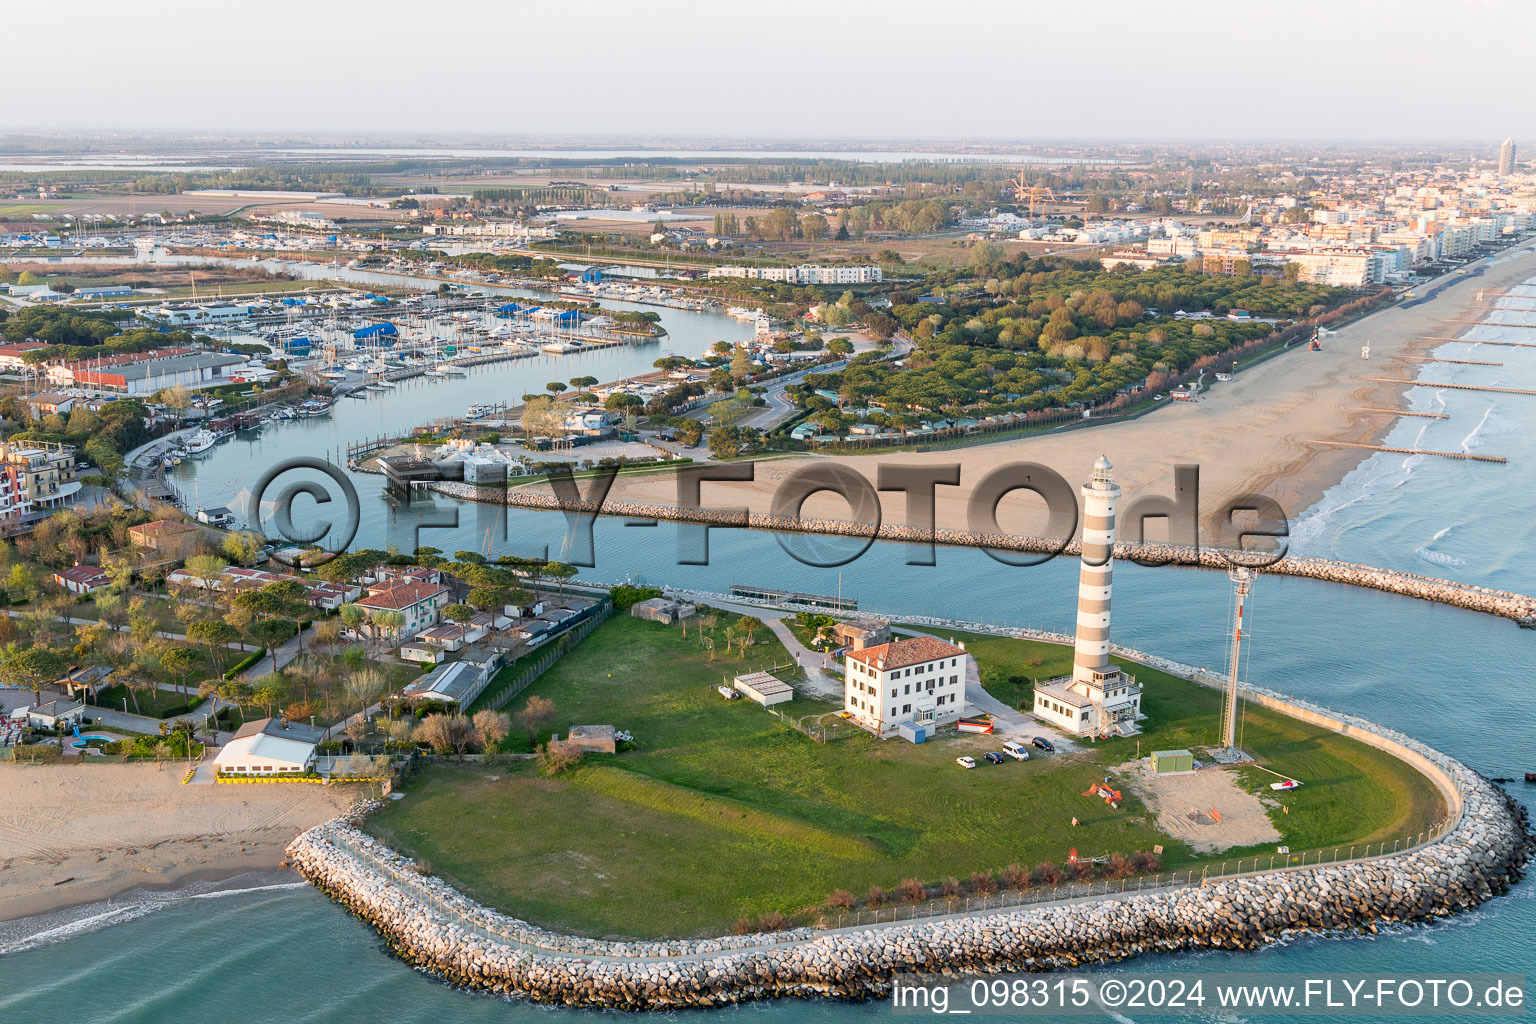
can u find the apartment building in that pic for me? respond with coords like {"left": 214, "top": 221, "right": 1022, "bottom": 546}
{"left": 0, "top": 441, "right": 80, "bottom": 526}
{"left": 706, "top": 264, "right": 883, "bottom": 285}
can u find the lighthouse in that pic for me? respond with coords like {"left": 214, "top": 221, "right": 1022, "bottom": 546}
{"left": 1073, "top": 455, "right": 1120, "bottom": 686}
{"left": 1032, "top": 456, "right": 1142, "bottom": 737}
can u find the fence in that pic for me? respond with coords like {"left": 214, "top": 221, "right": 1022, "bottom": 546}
{"left": 815, "top": 820, "right": 1457, "bottom": 931}
{"left": 481, "top": 601, "right": 612, "bottom": 713}
{"left": 321, "top": 808, "right": 1456, "bottom": 964}
{"left": 763, "top": 704, "right": 849, "bottom": 743}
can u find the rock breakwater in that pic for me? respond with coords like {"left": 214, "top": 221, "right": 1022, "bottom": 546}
{"left": 431, "top": 483, "right": 1536, "bottom": 627}
{"left": 287, "top": 689, "right": 1531, "bottom": 1010}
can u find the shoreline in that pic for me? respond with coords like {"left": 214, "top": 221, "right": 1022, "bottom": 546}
{"left": 0, "top": 866, "right": 300, "bottom": 953}
{"left": 283, "top": 669, "right": 1532, "bottom": 1010}
{"left": 486, "top": 242, "right": 1536, "bottom": 545}
{"left": 0, "top": 762, "right": 359, "bottom": 925}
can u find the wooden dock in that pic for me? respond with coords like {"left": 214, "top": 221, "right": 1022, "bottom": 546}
{"left": 1310, "top": 440, "right": 1506, "bottom": 464}
{"left": 1401, "top": 355, "right": 1503, "bottom": 366}
{"left": 1360, "top": 408, "right": 1448, "bottom": 419}
{"left": 1368, "top": 378, "right": 1536, "bottom": 395}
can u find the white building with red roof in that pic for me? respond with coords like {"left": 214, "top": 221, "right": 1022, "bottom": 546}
{"left": 843, "top": 634, "right": 971, "bottom": 737}
{"left": 354, "top": 577, "right": 450, "bottom": 639}
{"left": 54, "top": 564, "right": 111, "bottom": 595}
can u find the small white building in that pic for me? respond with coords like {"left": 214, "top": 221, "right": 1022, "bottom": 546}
{"left": 54, "top": 564, "right": 111, "bottom": 595}
{"left": 843, "top": 635, "right": 971, "bottom": 738}
{"left": 733, "top": 671, "right": 793, "bottom": 707}
{"left": 214, "top": 717, "right": 323, "bottom": 776}
{"left": 1033, "top": 666, "right": 1143, "bottom": 738}
{"left": 27, "top": 698, "right": 85, "bottom": 730}
{"left": 399, "top": 642, "right": 444, "bottom": 665}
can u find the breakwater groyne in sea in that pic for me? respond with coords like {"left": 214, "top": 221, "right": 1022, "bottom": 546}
{"left": 428, "top": 482, "right": 1536, "bottom": 628}
{"left": 286, "top": 673, "right": 1533, "bottom": 1010}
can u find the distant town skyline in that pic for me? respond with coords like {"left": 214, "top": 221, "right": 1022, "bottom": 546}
{"left": 8, "top": 0, "right": 1533, "bottom": 141}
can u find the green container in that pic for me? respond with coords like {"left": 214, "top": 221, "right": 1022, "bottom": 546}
{"left": 1152, "top": 749, "right": 1194, "bottom": 773}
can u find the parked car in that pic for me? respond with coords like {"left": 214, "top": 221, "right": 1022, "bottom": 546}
{"left": 984, "top": 751, "right": 1006, "bottom": 764}
{"left": 716, "top": 685, "right": 740, "bottom": 700}
{"left": 956, "top": 756, "right": 977, "bottom": 769}
{"left": 1031, "top": 736, "right": 1056, "bottom": 752}
{"left": 1002, "top": 740, "right": 1030, "bottom": 761}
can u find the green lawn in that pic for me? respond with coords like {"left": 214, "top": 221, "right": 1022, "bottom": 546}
{"left": 366, "top": 615, "right": 1445, "bottom": 940}
{"left": 91, "top": 683, "right": 206, "bottom": 718}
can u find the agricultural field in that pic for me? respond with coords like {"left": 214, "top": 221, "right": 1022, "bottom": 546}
{"left": 366, "top": 614, "right": 1444, "bottom": 939}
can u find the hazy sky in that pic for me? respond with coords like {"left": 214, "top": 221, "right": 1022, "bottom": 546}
{"left": 9, "top": 0, "right": 1532, "bottom": 141}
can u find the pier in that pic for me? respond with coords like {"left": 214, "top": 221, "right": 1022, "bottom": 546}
{"left": 1359, "top": 408, "right": 1448, "bottom": 419}
{"left": 1367, "top": 378, "right": 1536, "bottom": 395}
{"left": 1421, "top": 337, "right": 1536, "bottom": 347}
{"left": 1308, "top": 439, "right": 1506, "bottom": 464}
{"left": 1400, "top": 355, "right": 1503, "bottom": 365}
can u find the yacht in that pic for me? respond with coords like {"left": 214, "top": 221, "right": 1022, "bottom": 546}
{"left": 182, "top": 429, "right": 218, "bottom": 455}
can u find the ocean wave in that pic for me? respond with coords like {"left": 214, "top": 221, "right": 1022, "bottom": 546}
{"left": 1460, "top": 405, "right": 1496, "bottom": 452}
{"left": 0, "top": 878, "right": 308, "bottom": 957}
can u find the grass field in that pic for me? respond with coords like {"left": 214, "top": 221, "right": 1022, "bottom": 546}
{"left": 366, "top": 615, "right": 1445, "bottom": 939}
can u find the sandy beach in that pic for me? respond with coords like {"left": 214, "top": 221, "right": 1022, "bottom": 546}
{"left": 0, "top": 763, "right": 359, "bottom": 922}
{"left": 557, "top": 244, "right": 1536, "bottom": 540}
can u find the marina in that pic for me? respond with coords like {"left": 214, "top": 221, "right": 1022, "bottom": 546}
{"left": 3, "top": 56, "right": 1536, "bottom": 1019}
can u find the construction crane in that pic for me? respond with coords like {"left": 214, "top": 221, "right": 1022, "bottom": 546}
{"left": 1005, "top": 170, "right": 1059, "bottom": 221}
{"left": 1221, "top": 567, "right": 1255, "bottom": 758}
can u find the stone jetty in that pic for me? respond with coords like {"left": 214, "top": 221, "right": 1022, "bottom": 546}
{"left": 286, "top": 682, "right": 1533, "bottom": 1010}
{"left": 430, "top": 482, "right": 1536, "bottom": 628}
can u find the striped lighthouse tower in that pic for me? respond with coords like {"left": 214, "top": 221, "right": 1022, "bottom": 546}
{"left": 1073, "top": 455, "right": 1120, "bottom": 686}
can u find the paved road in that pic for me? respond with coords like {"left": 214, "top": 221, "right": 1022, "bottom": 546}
{"left": 891, "top": 624, "right": 1039, "bottom": 738}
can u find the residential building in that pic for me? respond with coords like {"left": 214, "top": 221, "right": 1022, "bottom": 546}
{"left": 843, "top": 635, "right": 971, "bottom": 737}
{"left": 129, "top": 519, "right": 207, "bottom": 559}
{"left": 354, "top": 575, "right": 451, "bottom": 639}
{"left": 164, "top": 564, "right": 361, "bottom": 609}
{"left": 706, "top": 264, "right": 882, "bottom": 285}
{"left": 1498, "top": 136, "right": 1517, "bottom": 177}
{"left": 214, "top": 717, "right": 324, "bottom": 776}
{"left": 0, "top": 440, "right": 80, "bottom": 522}
{"left": 54, "top": 564, "right": 111, "bottom": 595}
{"left": 0, "top": 341, "right": 48, "bottom": 371}
{"left": 20, "top": 393, "right": 76, "bottom": 419}
{"left": 59, "top": 665, "right": 112, "bottom": 700}
{"left": 196, "top": 506, "right": 236, "bottom": 528}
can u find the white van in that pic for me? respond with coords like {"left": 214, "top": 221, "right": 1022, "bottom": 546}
{"left": 717, "top": 685, "right": 740, "bottom": 700}
{"left": 1002, "top": 740, "right": 1030, "bottom": 761}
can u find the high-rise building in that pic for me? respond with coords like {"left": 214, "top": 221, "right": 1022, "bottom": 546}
{"left": 1031, "top": 457, "right": 1144, "bottom": 738}
{"left": 1498, "top": 137, "right": 1517, "bottom": 176}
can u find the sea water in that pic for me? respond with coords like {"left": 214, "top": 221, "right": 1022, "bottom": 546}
{"left": 2, "top": 284, "right": 1534, "bottom": 1022}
